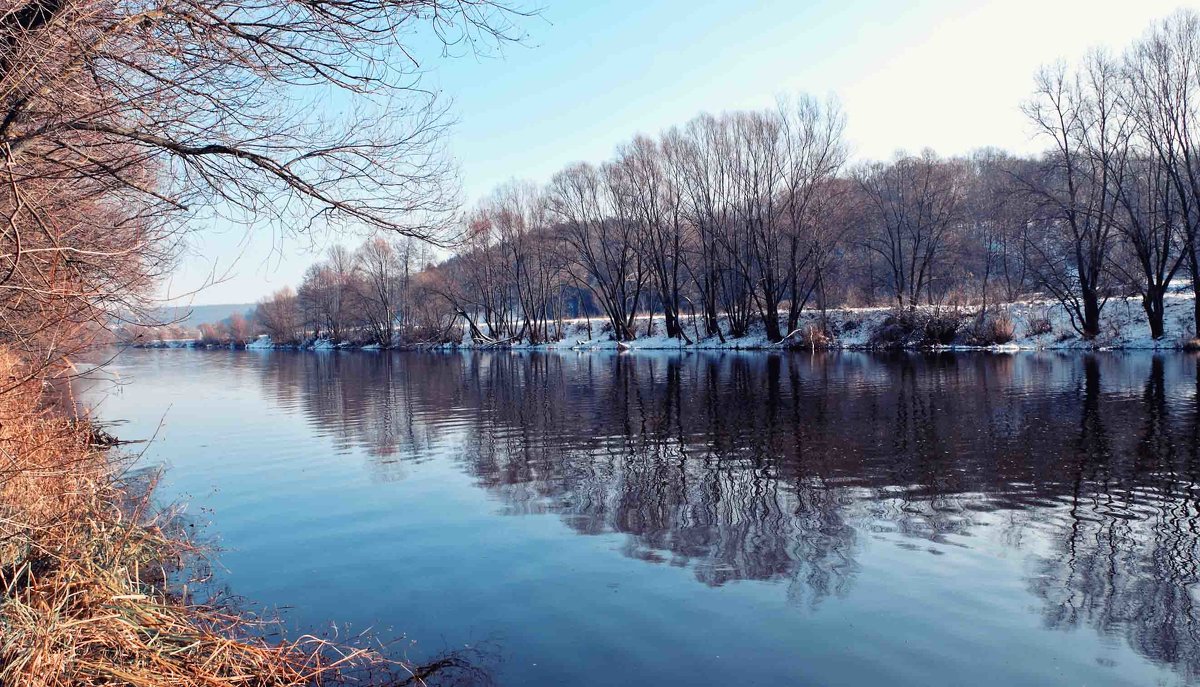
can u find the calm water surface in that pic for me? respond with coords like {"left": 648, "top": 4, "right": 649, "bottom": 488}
{"left": 80, "top": 350, "right": 1200, "bottom": 686}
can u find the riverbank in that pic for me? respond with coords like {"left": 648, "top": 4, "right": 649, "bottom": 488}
{"left": 0, "top": 351, "right": 426, "bottom": 686}
{"left": 144, "top": 294, "right": 1200, "bottom": 353}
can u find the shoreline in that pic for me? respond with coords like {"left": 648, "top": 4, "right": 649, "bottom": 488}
{"left": 130, "top": 338, "right": 1187, "bottom": 353}
{"left": 134, "top": 295, "right": 1200, "bottom": 353}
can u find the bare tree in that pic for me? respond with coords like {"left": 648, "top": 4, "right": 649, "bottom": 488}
{"left": 394, "top": 235, "right": 433, "bottom": 336}
{"left": 547, "top": 162, "right": 646, "bottom": 341}
{"left": 356, "top": 237, "right": 403, "bottom": 346}
{"left": 777, "top": 94, "right": 848, "bottom": 334}
{"left": 226, "top": 312, "right": 255, "bottom": 345}
{"left": 489, "top": 181, "right": 565, "bottom": 344}
{"left": 662, "top": 116, "right": 733, "bottom": 340}
{"left": 856, "top": 151, "right": 964, "bottom": 308}
{"left": 799, "top": 177, "right": 857, "bottom": 325}
{"left": 402, "top": 264, "right": 458, "bottom": 341}
{"left": 1022, "top": 55, "right": 1129, "bottom": 339}
{"left": 611, "top": 136, "right": 691, "bottom": 341}
{"left": 298, "top": 245, "right": 362, "bottom": 341}
{"left": 963, "top": 151, "right": 1035, "bottom": 307}
{"left": 0, "top": 0, "right": 526, "bottom": 373}
{"left": 724, "top": 110, "right": 788, "bottom": 340}
{"left": 1109, "top": 154, "right": 1184, "bottom": 339}
{"left": 256, "top": 287, "right": 306, "bottom": 345}
{"left": 439, "top": 209, "right": 521, "bottom": 343}
{"left": 1125, "top": 10, "right": 1200, "bottom": 333}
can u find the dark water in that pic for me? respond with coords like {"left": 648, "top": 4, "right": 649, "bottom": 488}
{"left": 79, "top": 349, "right": 1200, "bottom": 686}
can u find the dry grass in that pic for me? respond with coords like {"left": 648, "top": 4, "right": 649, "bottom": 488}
{"left": 1026, "top": 315, "right": 1053, "bottom": 337}
{"left": 0, "top": 351, "right": 439, "bottom": 687}
{"left": 796, "top": 323, "right": 832, "bottom": 349}
{"left": 988, "top": 315, "right": 1016, "bottom": 344}
{"left": 967, "top": 313, "right": 1015, "bottom": 346}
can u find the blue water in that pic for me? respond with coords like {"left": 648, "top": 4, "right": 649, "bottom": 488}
{"left": 79, "top": 349, "right": 1200, "bottom": 686}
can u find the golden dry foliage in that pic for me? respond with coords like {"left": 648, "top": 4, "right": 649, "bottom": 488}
{"left": 0, "top": 351, "right": 409, "bottom": 686}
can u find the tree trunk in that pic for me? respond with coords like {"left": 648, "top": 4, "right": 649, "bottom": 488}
{"left": 1081, "top": 287, "right": 1101, "bottom": 340}
{"left": 1191, "top": 245, "right": 1200, "bottom": 333}
{"left": 762, "top": 308, "right": 782, "bottom": 342}
{"left": 1143, "top": 287, "right": 1166, "bottom": 340}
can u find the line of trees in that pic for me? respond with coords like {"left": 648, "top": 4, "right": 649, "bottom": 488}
{"left": 242, "top": 9, "right": 1200, "bottom": 348}
{"left": 407, "top": 10, "right": 1200, "bottom": 345}
{"left": 423, "top": 97, "right": 852, "bottom": 345}
{"left": 250, "top": 237, "right": 452, "bottom": 346}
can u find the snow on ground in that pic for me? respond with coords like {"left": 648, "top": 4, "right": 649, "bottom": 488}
{"left": 130, "top": 338, "right": 197, "bottom": 349}
{"left": 134, "top": 294, "right": 1200, "bottom": 352}
{"left": 245, "top": 335, "right": 274, "bottom": 350}
{"left": 457, "top": 294, "right": 1199, "bottom": 352}
{"left": 997, "top": 293, "right": 1196, "bottom": 351}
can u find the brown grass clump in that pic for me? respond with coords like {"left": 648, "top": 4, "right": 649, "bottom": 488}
{"left": 967, "top": 313, "right": 1016, "bottom": 346}
{"left": 1026, "top": 316, "right": 1053, "bottom": 337}
{"left": 988, "top": 315, "right": 1016, "bottom": 344}
{"left": 798, "top": 323, "right": 832, "bottom": 349}
{"left": 0, "top": 351, "right": 431, "bottom": 687}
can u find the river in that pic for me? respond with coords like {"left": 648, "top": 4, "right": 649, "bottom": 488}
{"left": 78, "top": 349, "right": 1200, "bottom": 686}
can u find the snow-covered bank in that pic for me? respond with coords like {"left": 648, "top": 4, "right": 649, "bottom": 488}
{"left": 449, "top": 294, "right": 1200, "bottom": 352}
{"left": 131, "top": 294, "right": 1200, "bottom": 353}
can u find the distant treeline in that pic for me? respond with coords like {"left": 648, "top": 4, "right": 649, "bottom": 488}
{"left": 170, "top": 11, "right": 1200, "bottom": 348}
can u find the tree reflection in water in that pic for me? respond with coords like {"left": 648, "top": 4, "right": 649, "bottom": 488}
{"left": 1030, "top": 355, "right": 1200, "bottom": 679}
{"left": 253, "top": 350, "right": 1200, "bottom": 680}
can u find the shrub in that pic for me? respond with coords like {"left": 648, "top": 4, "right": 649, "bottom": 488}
{"left": 793, "top": 323, "right": 831, "bottom": 349}
{"left": 968, "top": 314, "right": 1016, "bottom": 345}
{"left": 868, "top": 310, "right": 921, "bottom": 348}
{"left": 922, "top": 313, "right": 960, "bottom": 345}
{"left": 1027, "top": 315, "right": 1053, "bottom": 336}
{"left": 989, "top": 315, "right": 1016, "bottom": 344}
{"left": 868, "top": 308, "right": 963, "bottom": 348}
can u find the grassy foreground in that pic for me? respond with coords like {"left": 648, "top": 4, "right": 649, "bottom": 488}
{"left": 0, "top": 353, "right": 422, "bottom": 686}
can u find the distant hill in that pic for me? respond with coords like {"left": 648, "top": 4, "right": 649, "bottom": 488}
{"left": 154, "top": 303, "right": 256, "bottom": 330}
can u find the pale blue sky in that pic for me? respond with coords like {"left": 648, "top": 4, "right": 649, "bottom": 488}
{"left": 170, "top": 0, "right": 1194, "bottom": 305}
